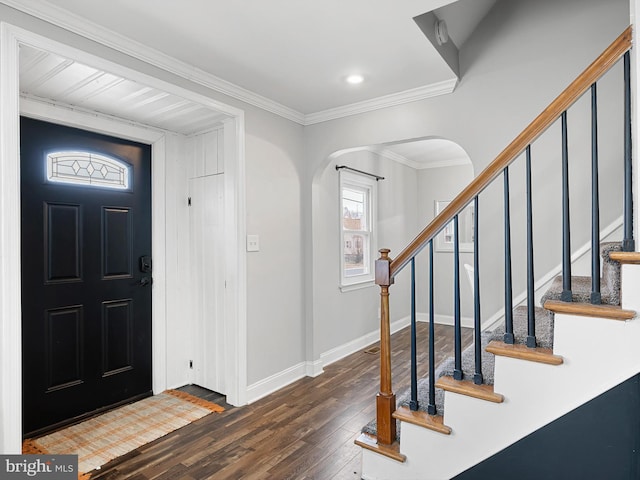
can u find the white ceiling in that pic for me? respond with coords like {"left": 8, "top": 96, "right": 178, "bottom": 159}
{"left": 19, "top": 42, "right": 473, "bottom": 166}
{"left": 9, "top": 0, "right": 496, "bottom": 167}
{"left": 6, "top": 0, "right": 495, "bottom": 119}
{"left": 19, "top": 46, "right": 228, "bottom": 135}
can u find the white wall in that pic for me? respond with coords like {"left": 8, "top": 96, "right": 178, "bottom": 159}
{"left": 306, "top": 0, "right": 629, "bottom": 364}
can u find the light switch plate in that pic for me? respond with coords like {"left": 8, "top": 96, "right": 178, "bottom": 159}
{"left": 247, "top": 234, "right": 260, "bottom": 252}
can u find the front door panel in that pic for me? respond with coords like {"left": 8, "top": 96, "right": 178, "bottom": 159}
{"left": 21, "top": 117, "right": 152, "bottom": 436}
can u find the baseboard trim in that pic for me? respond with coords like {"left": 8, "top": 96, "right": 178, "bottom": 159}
{"left": 246, "top": 362, "right": 307, "bottom": 404}
{"left": 246, "top": 316, "right": 411, "bottom": 404}
{"left": 417, "top": 313, "right": 475, "bottom": 329}
{"left": 245, "top": 312, "right": 475, "bottom": 405}
{"left": 305, "top": 359, "right": 324, "bottom": 378}
{"left": 320, "top": 316, "right": 412, "bottom": 368}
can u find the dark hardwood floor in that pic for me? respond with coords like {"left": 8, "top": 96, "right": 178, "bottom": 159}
{"left": 92, "top": 323, "right": 472, "bottom": 480}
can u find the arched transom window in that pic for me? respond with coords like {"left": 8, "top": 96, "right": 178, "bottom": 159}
{"left": 46, "top": 151, "right": 130, "bottom": 189}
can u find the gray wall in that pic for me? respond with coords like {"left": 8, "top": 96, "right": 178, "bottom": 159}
{"left": 416, "top": 164, "right": 475, "bottom": 320}
{"left": 306, "top": 0, "right": 629, "bottom": 363}
{"left": 244, "top": 110, "right": 305, "bottom": 385}
{"left": 313, "top": 149, "right": 419, "bottom": 356}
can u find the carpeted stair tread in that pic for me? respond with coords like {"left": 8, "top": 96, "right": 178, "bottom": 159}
{"left": 540, "top": 275, "right": 619, "bottom": 306}
{"left": 540, "top": 242, "right": 622, "bottom": 307}
{"left": 491, "top": 305, "right": 553, "bottom": 348}
{"left": 435, "top": 331, "right": 498, "bottom": 386}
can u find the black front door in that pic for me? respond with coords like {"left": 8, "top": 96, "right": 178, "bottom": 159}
{"left": 20, "top": 117, "right": 153, "bottom": 436}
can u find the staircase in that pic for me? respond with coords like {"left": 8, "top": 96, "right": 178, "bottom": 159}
{"left": 355, "top": 26, "right": 640, "bottom": 480}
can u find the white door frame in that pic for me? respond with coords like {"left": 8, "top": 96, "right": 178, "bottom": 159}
{"left": 0, "top": 23, "right": 247, "bottom": 453}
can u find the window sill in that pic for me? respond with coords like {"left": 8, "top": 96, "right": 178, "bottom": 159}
{"left": 339, "top": 280, "right": 375, "bottom": 293}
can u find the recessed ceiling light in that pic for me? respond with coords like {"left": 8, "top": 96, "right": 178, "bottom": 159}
{"left": 346, "top": 74, "right": 364, "bottom": 85}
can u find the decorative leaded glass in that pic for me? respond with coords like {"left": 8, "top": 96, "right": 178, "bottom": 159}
{"left": 46, "top": 151, "right": 130, "bottom": 189}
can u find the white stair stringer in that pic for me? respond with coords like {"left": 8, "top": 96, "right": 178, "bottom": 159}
{"left": 361, "top": 264, "right": 640, "bottom": 480}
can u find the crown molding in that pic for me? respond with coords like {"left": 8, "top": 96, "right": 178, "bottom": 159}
{"left": 0, "top": 0, "right": 306, "bottom": 124}
{"left": 369, "top": 146, "right": 470, "bottom": 170}
{"left": 366, "top": 147, "right": 422, "bottom": 170}
{"left": 1, "top": 0, "right": 458, "bottom": 126}
{"left": 418, "top": 157, "right": 470, "bottom": 169}
{"left": 304, "top": 78, "right": 458, "bottom": 125}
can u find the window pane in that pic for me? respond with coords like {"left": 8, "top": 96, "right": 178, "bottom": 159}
{"left": 47, "top": 151, "right": 130, "bottom": 190}
{"left": 343, "top": 232, "right": 369, "bottom": 277}
{"left": 339, "top": 170, "right": 376, "bottom": 288}
{"left": 343, "top": 187, "right": 367, "bottom": 231}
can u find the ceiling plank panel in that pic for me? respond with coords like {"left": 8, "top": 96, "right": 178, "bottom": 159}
{"left": 19, "top": 46, "right": 229, "bottom": 135}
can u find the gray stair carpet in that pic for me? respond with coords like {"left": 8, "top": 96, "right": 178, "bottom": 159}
{"left": 540, "top": 242, "right": 621, "bottom": 306}
{"left": 361, "top": 241, "right": 621, "bottom": 438}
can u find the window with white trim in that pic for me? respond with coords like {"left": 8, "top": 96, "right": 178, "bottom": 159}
{"left": 339, "top": 170, "right": 377, "bottom": 289}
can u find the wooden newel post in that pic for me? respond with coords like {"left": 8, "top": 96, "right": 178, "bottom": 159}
{"left": 375, "top": 248, "right": 396, "bottom": 445}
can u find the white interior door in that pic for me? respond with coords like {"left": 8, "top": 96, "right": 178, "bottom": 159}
{"left": 189, "top": 174, "right": 226, "bottom": 393}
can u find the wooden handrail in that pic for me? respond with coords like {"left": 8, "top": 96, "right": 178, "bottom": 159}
{"left": 370, "top": 25, "right": 633, "bottom": 447}
{"left": 389, "top": 26, "right": 632, "bottom": 278}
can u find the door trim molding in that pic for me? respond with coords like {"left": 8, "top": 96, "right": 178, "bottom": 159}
{"left": 0, "top": 20, "right": 22, "bottom": 454}
{"left": 0, "top": 22, "right": 247, "bottom": 452}
{"left": 20, "top": 97, "right": 171, "bottom": 406}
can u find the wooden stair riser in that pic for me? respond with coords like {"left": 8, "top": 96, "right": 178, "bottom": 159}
{"left": 435, "top": 376, "right": 504, "bottom": 403}
{"left": 486, "top": 340, "right": 563, "bottom": 365}
{"left": 392, "top": 406, "right": 451, "bottom": 435}
{"left": 609, "top": 251, "right": 640, "bottom": 264}
{"left": 355, "top": 433, "right": 406, "bottom": 463}
{"left": 544, "top": 300, "right": 635, "bottom": 320}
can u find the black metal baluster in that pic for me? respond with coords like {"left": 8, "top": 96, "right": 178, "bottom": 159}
{"left": 561, "top": 111, "right": 573, "bottom": 301}
{"left": 428, "top": 240, "right": 436, "bottom": 415}
{"left": 526, "top": 146, "right": 536, "bottom": 348}
{"left": 591, "top": 83, "right": 602, "bottom": 304}
{"left": 453, "top": 215, "right": 463, "bottom": 380}
{"left": 410, "top": 257, "right": 419, "bottom": 411}
{"left": 623, "top": 51, "right": 634, "bottom": 252}
{"left": 473, "top": 197, "right": 483, "bottom": 384}
{"left": 503, "top": 167, "right": 514, "bottom": 344}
